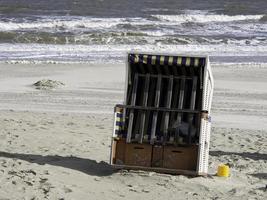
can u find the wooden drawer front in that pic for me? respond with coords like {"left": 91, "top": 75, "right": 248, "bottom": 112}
{"left": 163, "top": 146, "right": 198, "bottom": 170}
{"left": 124, "top": 144, "right": 152, "bottom": 167}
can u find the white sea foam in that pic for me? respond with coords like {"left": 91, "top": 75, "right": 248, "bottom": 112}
{"left": 1, "top": 43, "right": 266, "bottom": 54}
{"left": 0, "top": 43, "right": 266, "bottom": 64}
{"left": 212, "top": 62, "right": 267, "bottom": 68}
{"left": 152, "top": 14, "right": 264, "bottom": 23}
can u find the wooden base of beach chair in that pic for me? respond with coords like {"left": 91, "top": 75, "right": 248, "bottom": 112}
{"left": 111, "top": 139, "right": 199, "bottom": 175}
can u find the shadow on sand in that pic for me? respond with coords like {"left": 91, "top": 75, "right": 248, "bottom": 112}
{"left": 249, "top": 173, "right": 267, "bottom": 180}
{"left": 0, "top": 151, "right": 114, "bottom": 176}
{"left": 210, "top": 150, "right": 267, "bottom": 161}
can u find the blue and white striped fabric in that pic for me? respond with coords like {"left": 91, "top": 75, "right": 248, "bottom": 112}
{"left": 128, "top": 54, "right": 206, "bottom": 67}
{"left": 114, "top": 109, "right": 124, "bottom": 135}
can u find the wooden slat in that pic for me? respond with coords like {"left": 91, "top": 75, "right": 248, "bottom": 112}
{"left": 145, "top": 76, "right": 156, "bottom": 142}
{"left": 169, "top": 80, "right": 179, "bottom": 126}
{"left": 187, "top": 76, "right": 198, "bottom": 144}
{"left": 126, "top": 83, "right": 132, "bottom": 105}
{"left": 139, "top": 74, "right": 150, "bottom": 143}
{"left": 150, "top": 75, "right": 162, "bottom": 144}
{"left": 190, "top": 77, "right": 197, "bottom": 110}
{"left": 138, "top": 73, "right": 192, "bottom": 80}
{"left": 178, "top": 79, "right": 185, "bottom": 109}
{"left": 163, "top": 76, "right": 174, "bottom": 144}
{"left": 115, "top": 104, "right": 200, "bottom": 113}
{"left": 159, "top": 65, "right": 170, "bottom": 142}
{"left": 174, "top": 78, "right": 185, "bottom": 143}
{"left": 200, "top": 67, "right": 203, "bottom": 89}
{"left": 126, "top": 73, "right": 139, "bottom": 143}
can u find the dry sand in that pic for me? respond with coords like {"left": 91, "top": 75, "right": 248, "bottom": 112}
{"left": 0, "top": 63, "right": 266, "bottom": 200}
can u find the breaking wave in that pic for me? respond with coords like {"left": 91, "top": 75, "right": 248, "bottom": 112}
{"left": 0, "top": 17, "right": 150, "bottom": 32}
{"left": 0, "top": 31, "right": 266, "bottom": 46}
{"left": 0, "top": 13, "right": 265, "bottom": 33}
{"left": 152, "top": 14, "right": 264, "bottom": 23}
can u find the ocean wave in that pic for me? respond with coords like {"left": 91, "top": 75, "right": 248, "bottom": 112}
{"left": 152, "top": 14, "right": 264, "bottom": 23}
{"left": 0, "top": 31, "right": 151, "bottom": 44}
{"left": 1, "top": 12, "right": 265, "bottom": 33}
{"left": 0, "top": 30, "right": 266, "bottom": 46}
{"left": 0, "top": 19, "right": 117, "bottom": 31}
{"left": 0, "top": 16, "right": 151, "bottom": 32}
{"left": 0, "top": 14, "right": 266, "bottom": 44}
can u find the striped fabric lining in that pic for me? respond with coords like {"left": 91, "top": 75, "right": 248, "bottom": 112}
{"left": 114, "top": 109, "right": 124, "bottom": 135}
{"left": 129, "top": 54, "right": 206, "bottom": 67}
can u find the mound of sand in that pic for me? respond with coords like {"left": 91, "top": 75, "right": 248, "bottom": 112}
{"left": 33, "top": 79, "right": 65, "bottom": 90}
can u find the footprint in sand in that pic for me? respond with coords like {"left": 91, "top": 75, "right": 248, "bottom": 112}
{"left": 39, "top": 181, "right": 53, "bottom": 197}
{"left": 63, "top": 186, "right": 72, "bottom": 193}
{"left": 67, "top": 122, "right": 75, "bottom": 126}
{"left": 96, "top": 125, "right": 105, "bottom": 129}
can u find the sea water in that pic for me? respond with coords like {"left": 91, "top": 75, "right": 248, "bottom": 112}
{"left": 0, "top": 0, "right": 266, "bottom": 64}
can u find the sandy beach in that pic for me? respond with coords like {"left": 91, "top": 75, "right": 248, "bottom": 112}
{"left": 0, "top": 63, "right": 266, "bottom": 200}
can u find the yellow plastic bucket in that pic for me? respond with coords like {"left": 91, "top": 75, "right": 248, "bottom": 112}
{"left": 217, "top": 164, "right": 230, "bottom": 177}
